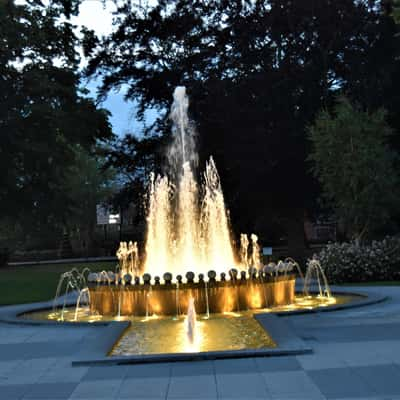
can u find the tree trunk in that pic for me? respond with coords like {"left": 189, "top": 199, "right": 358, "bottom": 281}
{"left": 285, "top": 208, "right": 307, "bottom": 265}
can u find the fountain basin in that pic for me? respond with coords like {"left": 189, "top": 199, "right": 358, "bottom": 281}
{"left": 11, "top": 289, "right": 385, "bottom": 364}
{"left": 88, "top": 275, "right": 296, "bottom": 316}
{"left": 111, "top": 312, "right": 276, "bottom": 356}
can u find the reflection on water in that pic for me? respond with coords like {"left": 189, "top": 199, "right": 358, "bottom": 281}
{"left": 111, "top": 312, "right": 276, "bottom": 356}
{"left": 22, "top": 294, "right": 359, "bottom": 323}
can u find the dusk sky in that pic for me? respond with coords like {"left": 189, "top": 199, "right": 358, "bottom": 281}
{"left": 71, "top": 0, "right": 158, "bottom": 137}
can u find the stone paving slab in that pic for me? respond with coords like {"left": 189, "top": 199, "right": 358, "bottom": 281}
{"left": 167, "top": 373, "right": 217, "bottom": 398}
{"left": 117, "top": 376, "right": 170, "bottom": 398}
{"left": 125, "top": 362, "right": 171, "bottom": 378}
{"left": 351, "top": 364, "right": 400, "bottom": 397}
{"left": 69, "top": 379, "right": 121, "bottom": 399}
{"left": 308, "top": 367, "right": 376, "bottom": 399}
{"left": 22, "top": 382, "right": 78, "bottom": 399}
{"left": 255, "top": 355, "right": 302, "bottom": 372}
{"left": 215, "top": 371, "right": 270, "bottom": 398}
{"left": 81, "top": 366, "right": 128, "bottom": 382}
{"left": 300, "top": 322, "right": 400, "bottom": 343}
{"left": 263, "top": 370, "right": 325, "bottom": 399}
{"left": 37, "top": 365, "right": 89, "bottom": 384}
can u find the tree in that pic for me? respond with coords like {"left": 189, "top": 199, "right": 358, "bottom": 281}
{"left": 63, "top": 146, "right": 116, "bottom": 254}
{"left": 308, "top": 97, "right": 399, "bottom": 242}
{"left": 84, "top": 0, "right": 400, "bottom": 257}
{"left": 0, "top": 0, "right": 114, "bottom": 238}
{"left": 101, "top": 133, "right": 169, "bottom": 224}
{"left": 342, "top": 1, "right": 400, "bottom": 149}
{"left": 383, "top": 0, "right": 400, "bottom": 23}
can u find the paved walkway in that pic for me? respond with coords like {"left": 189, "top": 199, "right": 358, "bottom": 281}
{"left": 1, "top": 286, "right": 400, "bottom": 399}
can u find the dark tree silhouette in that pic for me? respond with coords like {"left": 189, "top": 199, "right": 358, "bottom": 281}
{"left": 0, "top": 0, "right": 114, "bottom": 237}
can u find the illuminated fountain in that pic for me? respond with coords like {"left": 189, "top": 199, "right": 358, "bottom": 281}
{"left": 87, "top": 86, "right": 296, "bottom": 316}
{"left": 20, "top": 87, "right": 368, "bottom": 359}
{"left": 144, "top": 86, "right": 236, "bottom": 276}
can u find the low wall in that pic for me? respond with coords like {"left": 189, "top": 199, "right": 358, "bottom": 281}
{"left": 88, "top": 275, "right": 296, "bottom": 316}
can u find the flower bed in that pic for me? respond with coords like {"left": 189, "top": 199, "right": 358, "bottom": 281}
{"left": 317, "top": 237, "right": 400, "bottom": 283}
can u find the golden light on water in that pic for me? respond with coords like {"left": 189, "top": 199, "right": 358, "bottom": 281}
{"left": 110, "top": 312, "right": 276, "bottom": 356}
{"left": 180, "top": 319, "right": 203, "bottom": 353}
{"left": 24, "top": 295, "right": 352, "bottom": 324}
{"left": 223, "top": 311, "right": 242, "bottom": 317}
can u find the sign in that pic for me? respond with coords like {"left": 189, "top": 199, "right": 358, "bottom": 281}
{"left": 96, "top": 205, "right": 120, "bottom": 225}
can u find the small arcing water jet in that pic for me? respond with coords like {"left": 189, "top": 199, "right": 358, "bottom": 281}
{"left": 74, "top": 288, "right": 90, "bottom": 321}
{"left": 53, "top": 268, "right": 90, "bottom": 315}
{"left": 303, "top": 256, "right": 331, "bottom": 298}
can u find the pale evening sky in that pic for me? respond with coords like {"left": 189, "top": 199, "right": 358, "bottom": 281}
{"left": 71, "top": 0, "right": 147, "bottom": 137}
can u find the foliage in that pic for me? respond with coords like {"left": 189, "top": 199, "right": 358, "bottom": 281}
{"left": 396, "top": 0, "right": 400, "bottom": 22}
{"left": 102, "top": 133, "right": 170, "bottom": 219}
{"left": 63, "top": 146, "right": 117, "bottom": 245}
{"left": 384, "top": 0, "right": 400, "bottom": 23}
{"left": 318, "top": 237, "right": 400, "bottom": 283}
{"left": 0, "top": 0, "right": 114, "bottom": 237}
{"left": 308, "top": 98, "right": 399, "bottom": 240}
{"left": 84, "top": 0, "right": 400, "bottom": 241}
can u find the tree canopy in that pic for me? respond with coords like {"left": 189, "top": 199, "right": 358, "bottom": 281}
{"left": 0, "top": 0, "right": 114, "bottom": 237}
{"left": 308, "top": 98, "right": 399, "bottom": 241}
{"left": 84, "top": 0, "right": 400, "bottom": 246}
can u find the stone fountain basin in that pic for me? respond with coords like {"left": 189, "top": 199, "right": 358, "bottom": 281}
{"left": 88, "top": 275, "right": 296, "bottom": 317}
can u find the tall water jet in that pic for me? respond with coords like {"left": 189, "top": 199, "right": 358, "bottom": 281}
{"left": 200, "top": 157, "right": 236, "bottom": 272}
{"left": 240, "top": 234, "right": 250, "bottom": 268}
{"left": 168, "top": 86, "right": 197, "bottom": 170}
{"left": 144, "top": 173, "right": 172, "bottom": 278}
{"left": 250, "top": 234, "right": 261, "bottom": 269}
{"left": 177, "top": 163, "right": 199, "bottom": 272}
{"left": 128, "top": 241, "right": 140, "bottom": 276}
{"left": 143, "top": 87, "right": 236, "bottom": 277}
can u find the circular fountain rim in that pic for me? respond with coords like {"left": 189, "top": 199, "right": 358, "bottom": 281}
{"left": 0, "top": 287, "right": 388, "bottom": 326}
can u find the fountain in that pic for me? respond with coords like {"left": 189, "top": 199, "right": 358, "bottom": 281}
{"left": 16, "top": 86, "right": 371, "bottom": 359}
{"left": 43, "top": 87, "right": 351, "bottom": 328}
{"left": 46, "top": 87, "right": 346, "bottom": 325}
{"left": 85, "top": 86, "right": 298, "bottom": 317}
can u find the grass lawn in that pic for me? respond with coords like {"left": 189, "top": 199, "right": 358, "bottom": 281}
{"left": 0, "top": 261, "right": 116, "bottom": 305}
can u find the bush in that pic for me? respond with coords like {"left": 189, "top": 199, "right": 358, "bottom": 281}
{"left": 318, "top": 237, "right": 400, "bottom": 283}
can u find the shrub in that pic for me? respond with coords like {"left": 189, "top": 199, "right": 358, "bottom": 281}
{"left": 317, "top": 237, "right": 400, "bottom": 283}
